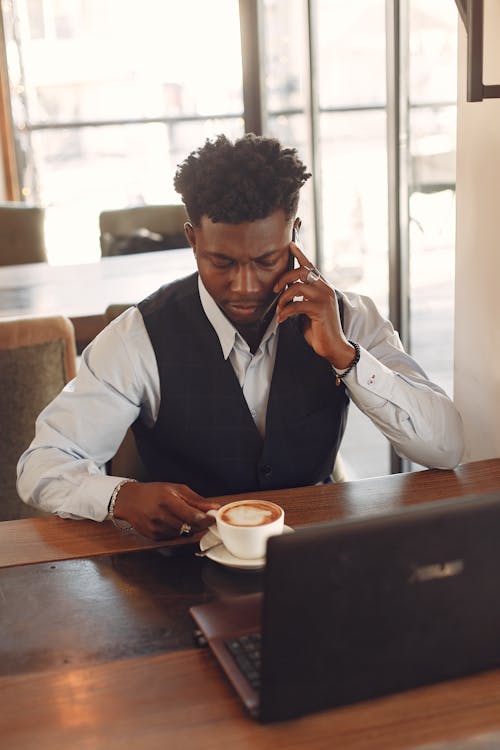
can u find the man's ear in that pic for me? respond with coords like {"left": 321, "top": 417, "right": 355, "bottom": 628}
{"left": 292, "top": 217, "right": 302, "bottom": 243}
{"left": 184, "top": 222, "right": 197, "bottom": 253}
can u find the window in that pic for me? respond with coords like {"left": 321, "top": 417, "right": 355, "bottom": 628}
{"left": 260, "top": 0, "right": 457, "bottom": 478}
{"left": 3, "top": 0, "right": 244, "bottom": 263}
{"left": 1, "top": 0, "right": 458, "bottom": 479}
{"left": 408, "top": 0, "right": 457, "bottom": 401}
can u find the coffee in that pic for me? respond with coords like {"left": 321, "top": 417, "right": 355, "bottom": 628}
{"left": 220, "top": 501, "right": 282, "bottom": 527}
{"left": 214, "top": 499, "right": 285, "bottom": 559}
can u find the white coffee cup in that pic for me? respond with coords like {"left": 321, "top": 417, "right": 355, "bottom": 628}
{"left": 211, "top": 499, "right": 285, "bottom": 560}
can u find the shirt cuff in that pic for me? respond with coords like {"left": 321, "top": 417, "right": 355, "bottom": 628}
{"left": 56, "top": 474, "right": 134, "bottom": 523}
{"left": 341, "top": 347, "right": 393, "bottom": 408}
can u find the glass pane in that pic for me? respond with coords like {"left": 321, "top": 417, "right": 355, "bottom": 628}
{"left": 317, "top": 0, "right": 386, "bottom": 109}
{"left": 261, "top": 0, "right": 309, "bottom": 114}
{"left": 319, "top": 109, "right": 390, "bottom": 478}
{"left": 53, "top": 0, "right": 83, "bottom": 39}
{"left": 408, "top": 2, "right": 457, "bottom": 396}
{"left": 267, "top": 114, "right": 315, "bottom": 265}
{"left": 261, "top": 0, "right": 314, "bottom": 259}
{"left": 408, "top": 0, "right": 457, "bottom": 470}
{"left": 408, "top": 0, "right": 458, "bottom": 105}
{"left": 315, "top": 0, "right": 390, "bottom": 479}
{"left": 32, "top": 117, "right": 244, "bottom": 265}
{"left": 16, "top": 0, "right": 243, "bottom": 124}
{"left": 319, "top": 110, "right": 388, "bottom": 313}
{"left": 262, "top": 0, "right": 390, "bottom": 478}
{"left": 26, "top": 0, "right": 45, "bottom": 39}
{"left": 6, "top": 0, "right": 244, "bottom": 264}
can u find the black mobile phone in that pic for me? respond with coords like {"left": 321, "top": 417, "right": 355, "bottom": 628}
{"left": 263, "top": 232, "right": 296, "bottom": 319}
{"left": 289, "top": 226, "right": 298, "bottom": 271}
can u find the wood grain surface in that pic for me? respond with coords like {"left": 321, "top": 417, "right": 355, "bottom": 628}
{"left": 2, "top": 458, "right": 500, "bottom": 749}
{"left": 2, "top": 647, "right": 500, "bottom": 750}
{"left": 2, "top": 457, "right": 500, "bottom": 569}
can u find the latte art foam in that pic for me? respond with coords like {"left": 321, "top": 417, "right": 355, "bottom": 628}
{"left": 220, "top": 501, "right": 281, "bottom": 527}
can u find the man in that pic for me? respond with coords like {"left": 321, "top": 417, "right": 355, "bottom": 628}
{"left": 17, "top": 134, "right": 464, "bottom": 540}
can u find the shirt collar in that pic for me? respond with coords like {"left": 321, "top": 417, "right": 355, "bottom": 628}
{"left": 197, "top": 275, "right": 278, "bottom": 360}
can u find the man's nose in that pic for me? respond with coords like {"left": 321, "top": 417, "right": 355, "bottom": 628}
{"left": 231, "top": 263, "right": 260, "bottom": 293}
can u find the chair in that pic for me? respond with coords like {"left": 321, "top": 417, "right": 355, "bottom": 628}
{"left": 99, "top": 204, "right": 190, "bottom": 257}
{"left": 0, "top": 315, "right": 77, "bottom": 520}
{"left": 0, "top": 202, "right": 47, "bottom": 265}
{"left": 104, "top": 303, "right": 134, "bottom": 325}
{"left": 332, "top": 452, "right": 348, "bottom": 482}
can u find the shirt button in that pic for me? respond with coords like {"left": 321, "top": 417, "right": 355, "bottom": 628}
{"left": 261, "top": 464, "right": 272, "bottom": 478}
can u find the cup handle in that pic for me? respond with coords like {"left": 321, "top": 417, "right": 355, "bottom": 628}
{"left": 206, "top": 509, "right": 221, "bottom": 538}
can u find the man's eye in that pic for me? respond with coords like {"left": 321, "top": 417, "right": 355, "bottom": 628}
{"left": 212, "top": 258, "right": 234, "bottom": 269}
{"left": 256, "top": 258, "right": 278, "bottom": 268}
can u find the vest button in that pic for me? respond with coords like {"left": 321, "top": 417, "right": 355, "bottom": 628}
{"left": 261, "top": 464, "right": 272, "bottom": 478}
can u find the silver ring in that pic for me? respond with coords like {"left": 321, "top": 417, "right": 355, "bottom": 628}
{"left": 179, "top": 522, "right": 192, "bottom": 536}
{"left": 305, "top": 267, "right": 321, "bottom": 284}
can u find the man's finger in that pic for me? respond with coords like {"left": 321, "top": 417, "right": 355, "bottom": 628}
{"left": 169, "top": 483, "right": 220, "bottom": 510}
{"left": 151, "top": 486, "right": 216, "bottom": 527}
{"left": 276, "top": 280, "right": 326, "bottom": 315}
{"left": 277, "top": 299, "right": 322, "bottom": 324}
{"left": 289, "top": 240, "right": 312, "bottom": 268}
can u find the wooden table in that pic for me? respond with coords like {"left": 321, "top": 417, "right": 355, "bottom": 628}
{"left": 0, "top": 248, "right": 196, "bottom": 349}
{"left": 2, "top": 458, "right": 500, "bottom": 749}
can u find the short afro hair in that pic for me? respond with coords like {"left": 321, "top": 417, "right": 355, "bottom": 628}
{"left": 173, "top": 133, "right": 311, "bottom": 226}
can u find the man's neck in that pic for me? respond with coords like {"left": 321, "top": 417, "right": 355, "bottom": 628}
{"left": 236, "top": 321, "right": 268, "bottom": 355}
{"left": 236, "top": 303, "right": 279, "bottom": 354}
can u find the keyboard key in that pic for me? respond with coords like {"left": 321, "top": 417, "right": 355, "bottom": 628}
{"left": 225, "top": 633, "right": 262, "bottom": 690}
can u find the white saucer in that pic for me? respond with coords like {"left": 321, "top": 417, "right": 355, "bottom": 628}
{"left": 199, "top": 525, "right": 294, "bottom": 570}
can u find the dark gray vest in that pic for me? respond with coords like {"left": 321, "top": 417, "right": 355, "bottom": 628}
{"left": 133, "top": 273, "right": 349, "bottom": 497}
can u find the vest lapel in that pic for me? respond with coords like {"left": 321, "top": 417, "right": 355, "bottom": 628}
{"left": 265, "top": 317, "right": 310, "bottom": 432}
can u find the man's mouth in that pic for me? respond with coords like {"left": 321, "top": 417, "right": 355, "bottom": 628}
{"left": 227, "top": 301, "right": 261, "bottom": 310}
{"left": 224, "top": 299, "right": 269, "bottom": 320}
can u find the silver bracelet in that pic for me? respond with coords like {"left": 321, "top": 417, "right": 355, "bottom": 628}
{"left": 107, "top": 478, "right": 137, "bottom": 531}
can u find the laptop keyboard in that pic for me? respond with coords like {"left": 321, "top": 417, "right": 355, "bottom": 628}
{"left": 224, "top": 633, "right": 262, "bottom": 690}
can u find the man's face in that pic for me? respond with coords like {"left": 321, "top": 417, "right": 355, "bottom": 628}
{"left": 186, "top": 210, "right": 294, "bottom": 331}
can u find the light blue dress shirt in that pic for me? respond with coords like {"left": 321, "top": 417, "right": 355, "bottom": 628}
{"left": 17, "top": 277, "right": 464, "bottom": 521}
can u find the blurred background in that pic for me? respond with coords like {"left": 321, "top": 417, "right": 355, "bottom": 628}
{"left": 1, "top": 0, "right": 458, "bottom": 479}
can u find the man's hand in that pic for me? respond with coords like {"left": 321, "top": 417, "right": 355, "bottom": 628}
{"left": 112, "top": 480, "right": 219, "bottom": 540}
{"left": 274, "top": 241, "right": 355, "bottom": 370}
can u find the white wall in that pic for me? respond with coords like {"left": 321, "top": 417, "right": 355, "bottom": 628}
{"left": 454, "top": 0, "right": 500, "bottom": 461}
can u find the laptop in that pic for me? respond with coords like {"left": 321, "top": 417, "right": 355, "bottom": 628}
{"left": 190, "top": 491, "right": 500, "bottom": 722}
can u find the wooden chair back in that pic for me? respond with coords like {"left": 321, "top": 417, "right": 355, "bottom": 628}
{"left": 99, "top": 204, "right": 189, "bottom": 256}
{"left": 0, "top": 316, "right": 77, "bottom": 519}
{"left": 0, "top": 203, "right": 47, "bottom": 265}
